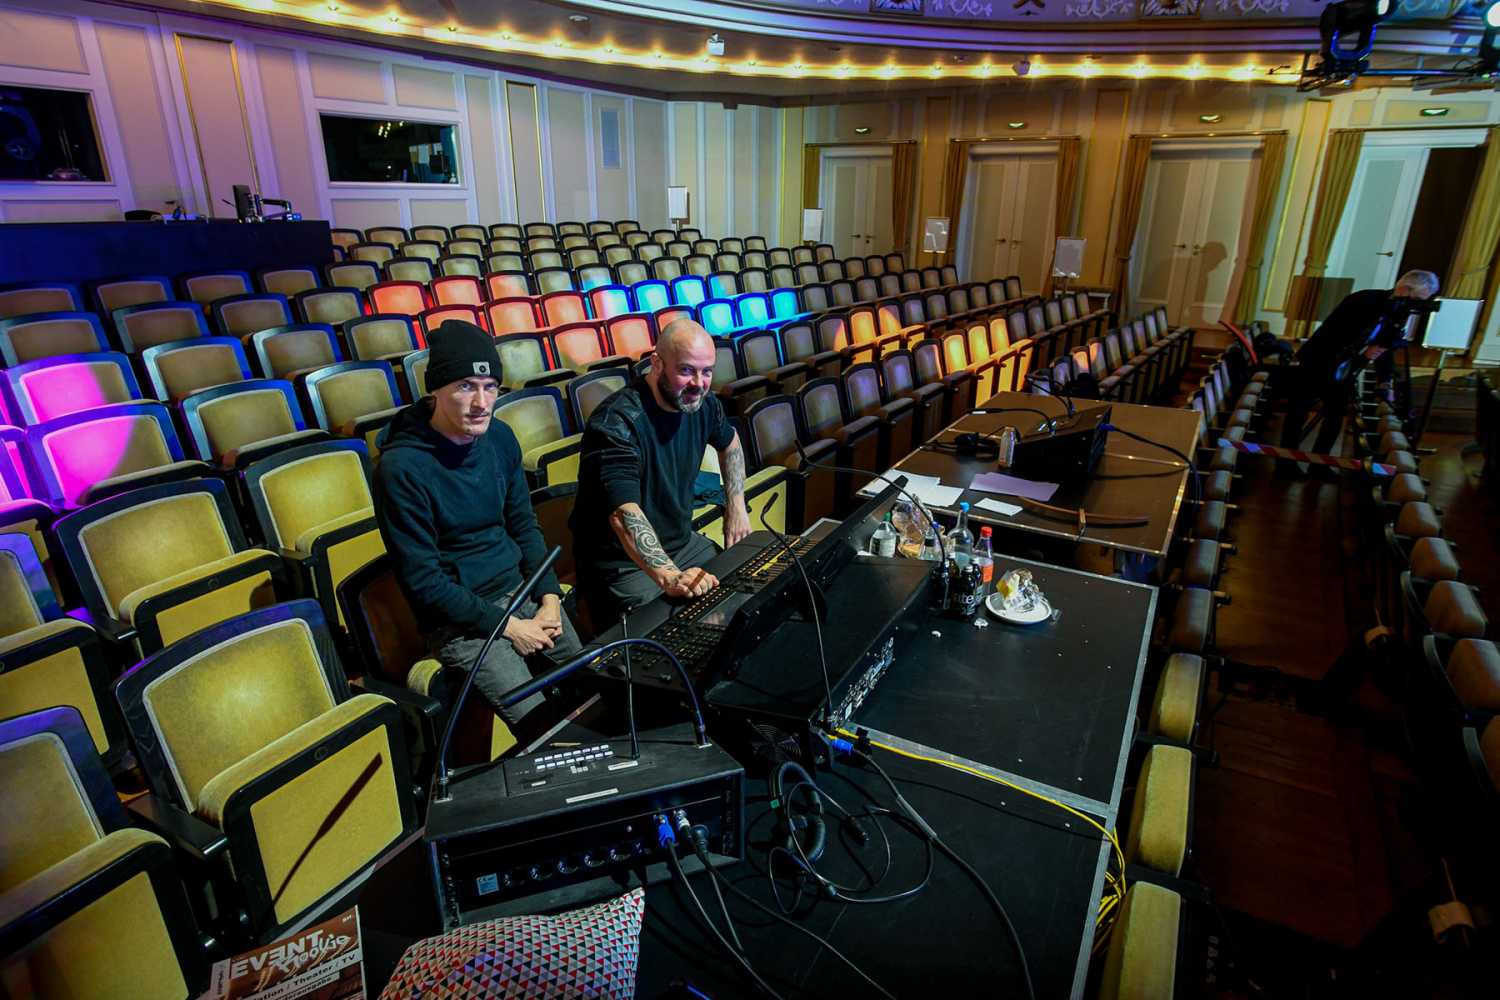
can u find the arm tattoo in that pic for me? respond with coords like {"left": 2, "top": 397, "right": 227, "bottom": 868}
{"left": 617, "top": 506, "right": 677, "bottom": 573}
{"left": 721, "top": 437, "right": 746, "bottom": 504}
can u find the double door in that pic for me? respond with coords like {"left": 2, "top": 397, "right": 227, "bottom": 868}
{"left": 1131, "top": 146, "right": 1255, "bottom": 328}
{"left": 820, "top": 150, "right": 894, "bottom": 259}
{"left": 959, "top": 152, "right": 1058, "bottom": 295}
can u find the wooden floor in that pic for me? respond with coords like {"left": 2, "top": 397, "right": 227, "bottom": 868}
{"left": 1177, "top": 370, "right": 1498, "bottom": 995}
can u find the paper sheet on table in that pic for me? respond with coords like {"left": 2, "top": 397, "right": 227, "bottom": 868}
{"left": 968, "top": 472, "right": 1060, "bottom": 502}
{"left": 975, "top": 498, "right": 1023, "bottom": 517}
{"left": 858, "top": 469, "right": 940, "bottom": 496}
{"left": 857, "top": 470, "right": 963, "bottom": 509}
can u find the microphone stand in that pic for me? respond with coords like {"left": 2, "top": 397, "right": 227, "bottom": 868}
{"left": 792, "top": 440, "right": 950, "bottom": 607}
{"left": 433, "top": 547, "right": 561, "bottom": 803}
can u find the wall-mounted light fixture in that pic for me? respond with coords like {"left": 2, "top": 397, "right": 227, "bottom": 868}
{"left": 854, "top": 126, "right": 871, "bottom": 134}
{"left": 706, "top": 33, "right": 726, "bottom": 57}
{"left": 1199, "top": 114, "right": 1223, "bottom": 123}
{"left": 1419, "top": 106, "right": 1449, "bottom": 116}
{"left": 1007, "top": 121, "right": 1026, "bottom": 129}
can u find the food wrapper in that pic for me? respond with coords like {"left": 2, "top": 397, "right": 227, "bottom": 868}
{"left": 995, "top": 568, "right": 1044, "bottom": 613}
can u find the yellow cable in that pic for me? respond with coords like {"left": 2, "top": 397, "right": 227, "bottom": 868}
{"left": 836, "top": 728, "right": 1129, "bottom": 927}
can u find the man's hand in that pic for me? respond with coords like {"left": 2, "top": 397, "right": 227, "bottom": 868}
{"left": 653, "top": 565, "right": 719, "bottom": 599}
{"left": 535, "top": 593, "right": 564, "bottom": 637}
{"left": 723, "top": 497, "right": 752, "bottom": 548}
{"left": 505, "top": 616, "right": 556, "bottom": 656}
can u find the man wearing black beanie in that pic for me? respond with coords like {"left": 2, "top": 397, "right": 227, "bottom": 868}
{"left": 373, "top": 320, "right": 581, "bottom": 738}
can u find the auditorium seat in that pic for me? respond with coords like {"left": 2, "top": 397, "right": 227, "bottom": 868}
{"left": 113, "top": 600, "right": 416, "bottom": 940}
{"left": 52, "top": 478, "right": 282, "bottom": 653}
{"left": 179, "top": 271, "right": 251, "bottom": 306}
{"left": 492, "top": 386, "right": 580, "bottom": 487}
{"left": 744, "top": 394, "right": 838, "bottom": 526}
{"left": 564, "top": 369, "right": 630, "bottom": 431}
{"left": 0, "top": 706, "right": 209, "bottom": 1000}
{"left": 1148, "top": 652, "right": 1207, "bottom": 748}
{"left": 711, "top": 340, "right": 771, "bottom": 418}
{"left": 879, "top": 350, "right": 944, "bottom": 451}
{"left": 494, "top": 333, "right": 565, "bottom": 390}
{"left": 112, "top": 301, "right": 211, "bottom": 352}
{"left": 1124, "top": 743, "right": 1196, "bottom": 882}
{"left": 368, "top": 279, "right": 429, "bottom": 317}
{"left": 1097, "top": 881, "right": 1183, "bottom": 1000}
{"left": 549, "top": 321, "right": 629, "bottom": 374}
{"left": 399, "top": 241, "right": 442, "bottom": 265}
{"left": 911, "top": 339, "right": 975, "bottom": 427}
{"left": 540, "top": 289, "right": 589, "bottom": 327}
{"left": 1400, "top": 574, "right": 1487, "bottom": 644}
{"left": 325, "top": 260, "right": 381, "bottom": 291}
{"left": 242, "top": 440, "right": 384, "bottom": 628}
{"left": 588, "top": 284, "right": 633, "bottom": 321}
{"left": 0, "top": 535, "right": 123, "bottom": 762}
{"left": 249, "top": 323, "right": 343, "bottom": 381}
{"left": 180, "top": 378, "right": 327, "bottom": 468}
{"left": 1425, "top": 636, "right": 1500, "bottom": 717}
{"left": 25, "top": 401, "right": 209, "bottom": 508}
{"left": 345, "top": 314, "right": 422, "bottom": 363}
{"left": 797, "top": 376, "right": 881, "bottom": 496}
{"left": 842, "top": 361, "right": 916, "bottom": 467}
{"left": 1, "top": 352, "right": 143, "bottom": 424}
{"left": 603, "top": 313, "right": 655, "bottom": 360}
{"left": 418, "top": 304, "right": 485, "bottom": 340}
{"left": 211, "top": 292, "right": 293, "bottom": 340}
{"left": 0, "top": 311, "right": 109, "bottom": 365}
{"left": 302, "top": 360, "right": 404, "bottom": 453}
{"left": 140, "top": 336, "right": 252, "bottom": 402}
{"left": 534, "top": 267, "right": 575, "bottom": 293}
{"left": 737, "top": 329, "right": 809, "bottom": 395}
{"left": 431, "top": 274, "right": 485, "bottom": 307}
{"left": 368, "top": 226, "right": 408, "bottom": 246}
{"left": 256, "top": 266, "right": 320, "bottom": 296}
{"left": 92, "top": 275, "right": 173, "bottom": 316}
{"left": 0, "top": 281, "right": 81, "bottom": 318}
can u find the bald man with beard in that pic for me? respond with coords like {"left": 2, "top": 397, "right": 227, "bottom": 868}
{"left": 571, "top": 319, "right": 751, "bottom": 623}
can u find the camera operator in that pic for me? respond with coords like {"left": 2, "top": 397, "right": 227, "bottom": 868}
{"left": 1278, "top": 269, "right": 1439, "bottom": 472}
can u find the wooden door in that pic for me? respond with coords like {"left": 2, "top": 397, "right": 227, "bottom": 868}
{"left": 1328, "top": 146, "right": 1427, "bottom": 294}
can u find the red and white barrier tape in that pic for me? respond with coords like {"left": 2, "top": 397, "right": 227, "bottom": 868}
{"left": 1214, "top": 438, "right": 1395, "bottom": 478}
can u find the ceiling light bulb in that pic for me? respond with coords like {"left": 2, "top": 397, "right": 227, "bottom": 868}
{"left": 1200, "top": 113, "right": 1222, "bottom": 123}
{"left": 1007, "top": 121, "right": 1025, "bottom": 129}
{"left": 854, "top": 127, "right": 871, "bottom": 134}
{"left": 447, "top": 25, "right": 457, "bottom": 32}
{"left": 568, "top": 14, "right": 589, "bottom": 23}
{"left": 388, "top": 14, "right": 399, "bottom": 23}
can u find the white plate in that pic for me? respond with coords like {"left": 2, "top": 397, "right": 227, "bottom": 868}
{"left": 985, "top": 592, "right": 1053, "bottom": 625}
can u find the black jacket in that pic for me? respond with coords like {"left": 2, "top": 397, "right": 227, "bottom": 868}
{"left": 1296, "top": 287, "right": 1399, "bottom": 384}
{"left": 372, "top": 399, "right": 560, "bottom": 637}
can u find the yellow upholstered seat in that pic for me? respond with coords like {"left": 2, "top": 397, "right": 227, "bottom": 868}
{"left": 494, "top": 388, "right": 580, "bottom": 487}
{"left": 245, "top": 439, "right": 384, "bottom": 628}
{"left": 55, "top": 479, "right": 284, "bottom": 655}
{"left": 0, "top": 707, "right": 207, "bottom": 999}
{"left": 115, "top": 602, "right": 416, "bottom": 937}
{"left": 1124, "top": 744, "right": 1194, "bottom": 877}
{"left": 1148, "top": 653, "right": 1204, "bottom": 745}
{"left": 1099, "top": 882, "right": 1181, "bottom": 1000}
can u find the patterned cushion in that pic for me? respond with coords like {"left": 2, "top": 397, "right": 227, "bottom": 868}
{"left": 379, "top": 888, "right": 644, "bottom": 999}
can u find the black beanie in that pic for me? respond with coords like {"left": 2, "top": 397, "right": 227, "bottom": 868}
{"left": 424, "top": 320, "right": 502, "bottom": 393}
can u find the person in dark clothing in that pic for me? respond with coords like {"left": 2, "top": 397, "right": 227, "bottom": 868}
{"left": 373, "top": 320, "right": 582, "bottom": 731}
{"left": 1279, "top": 269, "right": 1439, "bottom": 464}
{"left": 571, "top": 319, "right": 751, "bottom": 623}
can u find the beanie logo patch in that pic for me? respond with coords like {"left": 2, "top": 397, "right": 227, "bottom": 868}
{"left": 473, "top": 361, "right": 490, "bottom": 375}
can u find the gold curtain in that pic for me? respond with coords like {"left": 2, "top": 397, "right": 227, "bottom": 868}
{"left": 1108, "top": 136, "right": 1155, "bottom": 313}
{"left": 1045, "top": 137, "right": 1083, "bottom": 295}
{"left": 1283, "top": 129, "right": 1364, "bottom": 337}
{"left": 1450, "top": 126, "right": 1500, "bottom": 299}
{"left": 891, "top": 141, "right": 919, "bottom": 254}
{"left": 1229, "top": 131, "right": 1289, "bottom": 324}
{"left": 802, "top": 145, "right": 822, "bottom": 216}
{"left": 939, "top": 141, "right": 971, "bottom": 261}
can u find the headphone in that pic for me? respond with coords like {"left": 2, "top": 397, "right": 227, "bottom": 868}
{"left": 951, "top": 432, "right": 1001, "bottom": 460}
{"left": 772, "top": 761, "right": 828, "bottom": 873}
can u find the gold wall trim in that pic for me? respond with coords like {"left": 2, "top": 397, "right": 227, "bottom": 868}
{"left": 504, "top": 81, "right": 544, "bottom": 222}
{"left": 1264, "top": 99, "right": 1330, "bottom": 313}
{"left": 174, "top": 33, "right": 260, "bottom": 213}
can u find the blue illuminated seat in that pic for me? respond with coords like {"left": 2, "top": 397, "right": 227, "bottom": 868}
{"left": 671, "top": 275, "right": 708, "bottom": 308}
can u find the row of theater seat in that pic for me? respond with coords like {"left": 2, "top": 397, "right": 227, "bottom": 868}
{"left": 1344, "top": 368, "right": 1500, "bottom": 904}
{"left": 1089, "top": 337, "right": 1277, "bottom": 1000}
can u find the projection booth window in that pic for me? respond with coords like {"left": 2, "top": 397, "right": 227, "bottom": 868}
{"left": 0, "top": 85, "right": 107, "bottom": 182}
{"left": 320, "top": 114, "right": 460, "bottom": 184}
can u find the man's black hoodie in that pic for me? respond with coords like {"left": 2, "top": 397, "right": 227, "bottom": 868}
{"left": 372, "top": 398, "right": 560, "bottom": 637}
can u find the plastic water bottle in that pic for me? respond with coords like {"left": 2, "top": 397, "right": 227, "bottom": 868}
{"left": 870, "top": 511, "right": 898, "bottom": 558}
{"left": 975, "top": 526, "right": 995, "bottom": 597}
{"left": 950, "top": 502, "right": 975, "bottom": 570}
